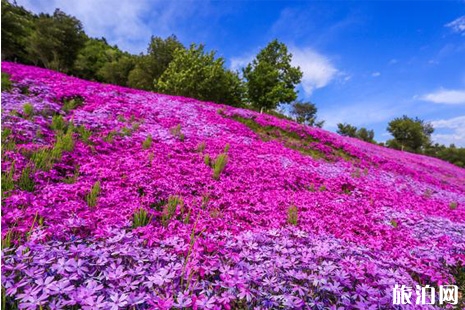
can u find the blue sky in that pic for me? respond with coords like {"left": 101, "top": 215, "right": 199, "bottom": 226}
{"left": 17, "top": 0, "right": 465, "bottom": 146}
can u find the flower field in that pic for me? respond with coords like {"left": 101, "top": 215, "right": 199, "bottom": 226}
{"left": 1, "top": 62, "right": 465, "bottom": 309}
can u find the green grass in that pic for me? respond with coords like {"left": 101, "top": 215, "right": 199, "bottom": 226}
{"left": 18, "top": 165, "right": 34, "bottom": 192}
{"left": 1, "top": 162, "right": 15, "bottom": 196}
{"left": 62, "top": 96, "right": 84, "bottom": 113}
{"left": 287, "top": 205, "right": 298, "bottom": 225}
{"left": 229, "top": 115, "right": 355, "bottom": 162}
{"left": 51, "top": 115, "right": 67, "bottom": 132}
{"left": 77, "top": 125, "right": 92, "bottom": 145}
{"left": 22, "top": 103, "right": 34, "bottom": 119}
{"left": 213, "top": 153, "right": 228, "bottom": 180}
{"left": 132, "top": 208, "right": 153, "bottom": 228}
{"left": 162, "top": 195, "right": 184, "bottom": 227}
{"left": 142, "top": 135, "right": 153, "bottom": 149}
{"left": 1, "top": 72, "right": 12, "bottom": 92}
{"left": 86, "top": 181, "right": 101, "bottom": 207}
{"left": 170, "top": 124, "right": 185, "bottom": 141}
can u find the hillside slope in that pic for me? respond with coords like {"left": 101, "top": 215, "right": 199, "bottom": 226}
{"left": 2, "top": 62, "right": 465, "bottom": 309}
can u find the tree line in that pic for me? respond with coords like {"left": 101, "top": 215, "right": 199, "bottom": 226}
{"left": 1, "top": 0, "right": 463, "bottom": 167}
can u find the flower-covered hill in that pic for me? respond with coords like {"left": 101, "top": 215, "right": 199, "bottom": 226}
{"left": 1, "top": 62, "right": 465, "bottom": 309}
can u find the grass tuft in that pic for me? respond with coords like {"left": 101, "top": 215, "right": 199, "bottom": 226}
{"left": 162, "top": 195, "right": 184, "bottom": 227}
{"left": 142, "top": 135, "right": 153, "bottom": 149}
{"left": 86, "top": 181, "right": 101, "bottom": 207}
{"left": 287, "top": 205, "right": 298, "bottom": 225}
{"left": 18, "top": 165, "right": 34, "bottom": 192}
{"left": 132, "top": 208, "right": 153, "bottom": 228}
{"left": 213, "top": 153, "right": 228, "bottom": 180}
{"left": 22, "top": 103, "right": 34, "bottom": 119}
{"left": 170, "top": 124, "right": 185, "bottom": 141}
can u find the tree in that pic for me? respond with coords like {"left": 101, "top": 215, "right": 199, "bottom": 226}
{"left": 243, "top": 39, "right": 302, "bottom": 112}
{"left": 337, "top": 123, "right": 357, "bottom": 137}
{"left": 73, "top": 38, "right": 121, "bottom": 81}
{"left": 97, "top": 54, "right": 136, "bottom": 87}
{"left": 291, "top": 101, "right": 324, "bottom": 128}
{"left": 155, "top": 44, "right": 244, "bottom": 106}
{"left": 356, "top": 127, "right": 375, "bottom": 143}
{"left": 27, "top": 9, "right": 86, "bottom": 72}
{"left": 387, "top": 115, "right": 434, "bottom": 152}
{"left": 128, "top": 35, "right": 184, "bottom": 91}
{"left": 1, "top": 0, "right": 34, "bottom": 62}
{"left": 336, "top": 123, "right": 375, "bottom": 142}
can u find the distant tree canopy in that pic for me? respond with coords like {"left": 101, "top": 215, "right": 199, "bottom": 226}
{"left": 155, "top": 44, "right": 244, "bottom": 106}
{"left": 128, "top": 35, "right": 184, "bottom": 90}
{"left": 336, "top": 123, "right": 375, "bottom": 143}
{"left": 291, "top": 101, "right": 324, "bottom": 128}
{"left": 1, "top": 0, "right": 34, "bottom": 62}
{"left": 74, "top": 38, "right": 122, "bottom": 81}
{"left": 243, "top": 40, "right": 303, "bottom": 112}
{"left": 386, "top": 115, "right": 433, "bottom": 152}
{"left": 28, "top": 9, "right": 87, "bottom": 72}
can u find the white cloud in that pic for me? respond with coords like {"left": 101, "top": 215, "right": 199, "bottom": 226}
{"left": 431, "top": 115, "right": 465, "bottom": 147}
{"left": 290, "top": 47, "right": 338, "bottom": 96}
{"left": 372, "top": 72, "right": 381, "bottom": 77}
{"left": 420, "top": 89, "right": 465, "bottom": 105}
{"left": 389, "top": 59, "right": 398, "bottom": 65}
{"left": 445, "top": 16, "right": 465, "bottom": 35}
{"left": 16, "top": 0, "right": 204, "bottom": 53}
{"left": 230, "top": 55, "right": 253, "bottom": 72}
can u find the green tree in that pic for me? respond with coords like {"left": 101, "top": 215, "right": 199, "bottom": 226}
{"left": 356, "top": 127, "right": 375, "bottom": 143}
{"left": 291, "top": 101, "right": 324, "bottom": 128}
{"left": 337, "top": 123, "right": 357, "bottom": 137}
{"left": 1, "top": 0, "right": 34, "bottom": 62}
{"left": 97, "top": 53, "right": 136, "bottom": 86}
{"left": 387, "top": 115, "right": 434, "bottom": 152}
{"left": 128, "top": 35, "right": 184, "bottom": 91}
{"left": 243, "top": 39, "right": 302, "bottom": 112}
{"left": 73, "top": 38, "right": 121, "bottom": 81}
{"left": 27, "top": 9, "right": 86, "bottom": 72}
{"left": 155, "top": 44, "right": 244, "bottom": 106}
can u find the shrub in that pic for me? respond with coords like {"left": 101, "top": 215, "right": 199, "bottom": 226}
{"left": 22, "top": 103, "right": 34, "bottom": 118}
{"left": 142, "top": 135, "right": 153, "bottom": 149}
{"left": 18, "top": 165, "right": 34, "bottom": 192}
{"left": 132, "top": 208, "right": 153, "bottom": 228}
{"left": 213, "top": 153, "right": 228, "bottom": 180}
{"left": 86, "top": 181, "right": 101, "bottom": 207}
{"left": 287, "top": 205, "right": 298, "bottom": 225}
{"left": 1, "top": 72, "right": 12, "bottom": 91}
{"left": 162, "top": 195, "right": 183, "bottom": 227}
